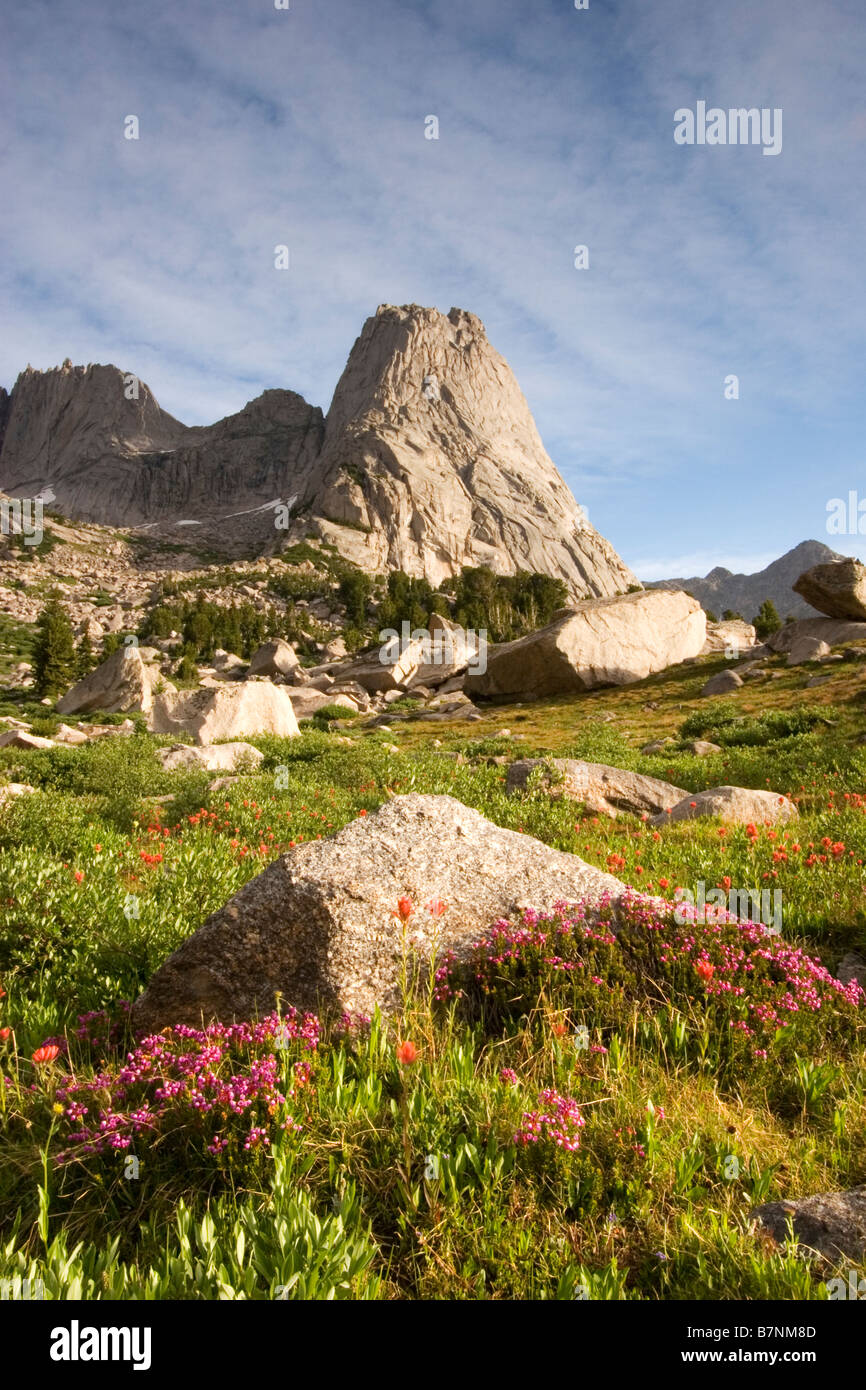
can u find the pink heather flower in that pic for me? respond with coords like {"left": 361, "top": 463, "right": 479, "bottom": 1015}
{"left": 499, "top": 1067, "right": 518, "bottom": 1085}
{"left": 514, "top": 1090, "right": 585, "bottom": 1152}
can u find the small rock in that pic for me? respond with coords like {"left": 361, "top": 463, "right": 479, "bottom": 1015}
{"left": 0, "top": 730, "right": 57, "bottom": 751}
{"left": 700, "top": 669, "right": 743, "bottom": 696}
{"left": 787, "top": 637, "right": 831, "bottom": 666}
{"left": 640, "top": 738, "right": 674, "bottom": 754}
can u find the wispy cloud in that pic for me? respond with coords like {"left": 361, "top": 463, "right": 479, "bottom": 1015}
{"left": 2, "top": 0, "right": 864, "bottom": 573}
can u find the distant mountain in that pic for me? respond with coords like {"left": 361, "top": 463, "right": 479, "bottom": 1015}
{"left": 645, "top": 541, "right": 850, "bottom": 621}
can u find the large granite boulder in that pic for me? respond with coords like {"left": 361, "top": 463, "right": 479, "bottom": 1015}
{"left": 506, "top": 758, "right": 687, "bottom": 820}
{"left": 651, "top": 785, "right": 799, "bottom": 827}
{"left": 147, "top": 681, "right": 300, "bottom": 745}
{"left": 793, "top": 558, "right": 866, "bottom": 621}
{"left": 465, "top": 590, "right": 706, "bottom": 699}
{"left": 57, "top": 645, "right": 154, "bottom": 715}
{"left": 130, "top": 793, "right": 631, "bottom": 1032}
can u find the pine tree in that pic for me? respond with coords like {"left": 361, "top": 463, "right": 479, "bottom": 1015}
{"left": 75, "top": 631, "right": 95, "bottom": 679}
{"left": 31, "top": 598, "right": 78, "bottom": 697}
{"left": 753, "top": 598, "right": 782, "bottom": 640}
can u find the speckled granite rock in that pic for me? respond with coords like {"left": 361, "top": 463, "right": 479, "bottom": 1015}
{"left": 130, "top": 793, "right": 630, "bottom": 1033}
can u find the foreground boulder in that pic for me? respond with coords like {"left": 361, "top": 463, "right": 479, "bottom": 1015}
{"left": 651, "top": 785, "right": 799, "bottom": 827}
{"left": 506, "top": 759, "right": 686, "bottom": 819}
{"left": 751, "top": 1187, "right": 866, "bottom": 1264}
{"left": 793, "top": 558, "right": 866, "bottom": 621}
{"left": 130, "top": 793, "right": 630, "bottom": 1032}
{"left": 57, "top": 645, "right": 154, "bottom": 716}
{"left": 157, "top": 742, "right": 265, "bottom": 772}
{"left": 147, "top": 681, "right": 300, "bottom": 745}
{"left": 465, "top": 590, "right": 706, "bottom": 698}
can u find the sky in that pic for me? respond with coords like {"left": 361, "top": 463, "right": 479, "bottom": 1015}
{"left": 2, "top": 0, "right": 865, "bottom": 580}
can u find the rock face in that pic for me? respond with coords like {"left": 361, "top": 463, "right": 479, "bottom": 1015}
{"left": 0, "top": 307, "right": 638, "bottom": 597}
{"left": 130, "top": 793, "right": 631, "bottom": 1032}
{"left": 147, "top": 682, "right": 300, "bottom": 745}
{"left": 751, "top": 1188, "right": 866, "bottom": 1264}
{"left": 296, "top": 304, "right": 637, "bottom": 596}
{"left": 506, "top": 759, "right": 686, "bottom": 819}
{"left": 793, "top": 558, "right": 866, "bottom": 621}
{"left": 651, "top": 786, "right": 799, "bottom": 827}
{"left": 466, "top": 590, "right": 705, "bottom": 698}
{"left": 57, "top": 645, "right": 154, "bottom": 715}
{"left": 0, "top": 362, "right": 324, "bottom": 526}
{"left": 648, "top": 540, "right": 845, "bottom": 621}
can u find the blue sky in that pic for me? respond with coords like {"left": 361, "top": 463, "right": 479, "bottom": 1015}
{"left": 2, "top": 0, "right": 865, "bottom": 578}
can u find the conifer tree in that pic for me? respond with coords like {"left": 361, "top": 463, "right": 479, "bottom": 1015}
{"left": 31, "top": 597, "right": 77, "bottom": 697}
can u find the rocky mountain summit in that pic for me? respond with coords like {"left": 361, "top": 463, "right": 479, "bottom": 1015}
{"left": 647, "top": 540, "right": 846, "bottom": 620}
{"left": 0, "top": 306, "right": 637, "bottom": 599}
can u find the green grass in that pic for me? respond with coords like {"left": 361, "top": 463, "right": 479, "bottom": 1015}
{"left": 0, "top": 650, "right": 865, "bottom": 1299}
